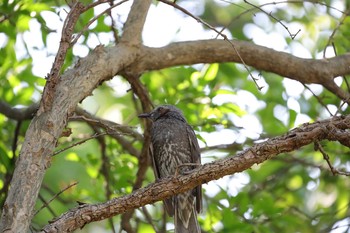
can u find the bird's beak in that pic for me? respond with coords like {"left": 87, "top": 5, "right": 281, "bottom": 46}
{"left": 138, "top": 113, "right": 151, "bottom": 118}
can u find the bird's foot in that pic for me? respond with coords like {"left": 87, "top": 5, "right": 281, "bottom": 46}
{"left": 174, "top": 163, "right": 200, "bottom": 176}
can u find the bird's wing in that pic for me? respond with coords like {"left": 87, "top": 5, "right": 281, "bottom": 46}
{"left": 186, "top": 124, "right": 202, "bottom": 213}
{"left": 150, "top": 141, "right": 175, "bottom": 216}
{"left": 149, "top": 143, "right": 160, "bottom": 180}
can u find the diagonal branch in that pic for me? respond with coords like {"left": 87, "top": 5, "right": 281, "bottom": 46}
{"left": 73, "top": 108, "right": 143, "bottom": 141}
{"left": 120, "top": 0, "right": 152, "bottom": 45}
{"left": 41, "top": 114, "right": 350, "bottom": 233}
{"left": 34, "top": 182, "right": 78, "bottom": 216}
{"left": 39, "top": 2, "right": 85, "bottom": 113}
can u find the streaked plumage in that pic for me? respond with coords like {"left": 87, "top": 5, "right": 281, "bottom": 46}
{"left": 139, "top": 105, "right": 202, "bottom": 233}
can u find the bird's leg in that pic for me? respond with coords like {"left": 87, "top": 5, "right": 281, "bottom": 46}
{"left": 174, "top": 163, "right": 200, "bottom": 176}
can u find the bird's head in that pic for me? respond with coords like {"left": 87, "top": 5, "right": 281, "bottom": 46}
{"left": 138, "top": 105, "right": 186, "bottom": 122}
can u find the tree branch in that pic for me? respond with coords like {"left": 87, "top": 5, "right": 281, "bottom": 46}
{"left": 0, "top": 101, "right": 39, "bottom": 121}
{"left": 133, "top": 40, "right": 350, "bottom": 84}
{"left": 39, "top": 2, "right": 85, "bottom": 113}
{"left": 41, "top": 114, "right": 350, "bottom": 233}
{"left": 120, "top": 0, "right": 152, "bottom": 45}
{"left": 131, "top": 39, "right": 350, "bottom": 102}
{"left": 73, "top": 108, "right": 142, "bottom": 140}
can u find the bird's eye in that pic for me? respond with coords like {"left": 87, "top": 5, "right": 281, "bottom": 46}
{"left": 157, "top": 106, "right": 169, "bottom": 116}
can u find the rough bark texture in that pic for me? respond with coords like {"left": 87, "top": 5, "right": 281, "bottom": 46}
{"left": 40, "top": 115, "right": 350, "bottom": 233}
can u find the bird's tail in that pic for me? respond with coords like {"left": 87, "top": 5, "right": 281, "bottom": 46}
{"left": 174, "top": 193, "right": 200, "bottom": 233}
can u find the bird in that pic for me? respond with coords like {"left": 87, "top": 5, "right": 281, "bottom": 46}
{"left": 139, "top": 105, "right": 202, "bottom": 233}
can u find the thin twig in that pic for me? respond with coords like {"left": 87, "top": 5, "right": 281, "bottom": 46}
{"left": 218, "top": 0, "right": 346, "bottom": 44}
{"left": 72, "top": 108, "right": 142, "bottom": 140}
{"left": 323, "top": 8, "right": 350, "bottom": 58}
{"left": 94, "top": 126, "right": 116, "bottom": 233}
{"left": 243, "top": 0, "right": 301, "bottom": 39}
{"left": 334, "top": 98, "right": 350, "bottom": 116}
{"left": 158, "top": 0, "right": 262, "bottom": 90}
{"left": 34, "top": 182, "right": 78, "bottom": 216}
{"left": 220, "top": 0, "right": 347, "bottom": 26}
{"left": 41, "top": 184, "right": 71, "bottom": 205}
{"left": 71, "top": 0, "right": 129, "bottom": 45}
{"left": 315, "top": 141, "right": 336, "bottom": 175}
{"left": 37, "top": 194, "right": 57, "bottom": 217}
{"left": 52, "top": 132, "right": 108, "bottom": 156}
{"left": 303, "top": 84, "right": 333, "bottom": 116}
{"left": 141, "top": 206, "right": 159, "bottom": 232}
{"left": 273, "top": 155, "right": 324, "bottom": 170}
{"left": 84, "top": 0, "right": 113, "bottom": 10}
{"left": 71, "top": 110, "right": 141, "bottom": 157}
{"left": 12, "top": 121, "right": 22, "bottom": 157}
{"left": 314, "top": 141, "right": 350, "bottom": 176}
{"left": 107, "top": 0, "right": 121, "bottom": 43}
{"left": 161, "top": 207, "right": 167, "bottom": 233}
{"left": 329, "top": 44, "right": 350, "bottom": 116}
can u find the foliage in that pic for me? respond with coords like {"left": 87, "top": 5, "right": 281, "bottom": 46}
{"left": 0, "top": 0, "right": 350, "bottom": 232}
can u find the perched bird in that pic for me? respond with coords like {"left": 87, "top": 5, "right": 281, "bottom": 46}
{"left": 139, "top": 105, "right": 202, "bottom": 233}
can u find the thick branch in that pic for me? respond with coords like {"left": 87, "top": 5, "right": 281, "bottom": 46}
{"left": 0, "top": 101, "right": 39, "bottom": 121}
{"left": 131, "top": 39, "right": 350, "bottom": 102}
{"left": 134, "top": 40, "right": 350, "bottom": 83}
{"left": 41, "top": 115, "right": 350, "bottom": 233}
{"left": 120, "top": 0, "right": 152, "bottom": 45}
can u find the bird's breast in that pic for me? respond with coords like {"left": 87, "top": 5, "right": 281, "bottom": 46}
{"left": 151, "top": 119, "right": 192, "bottom": 177}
